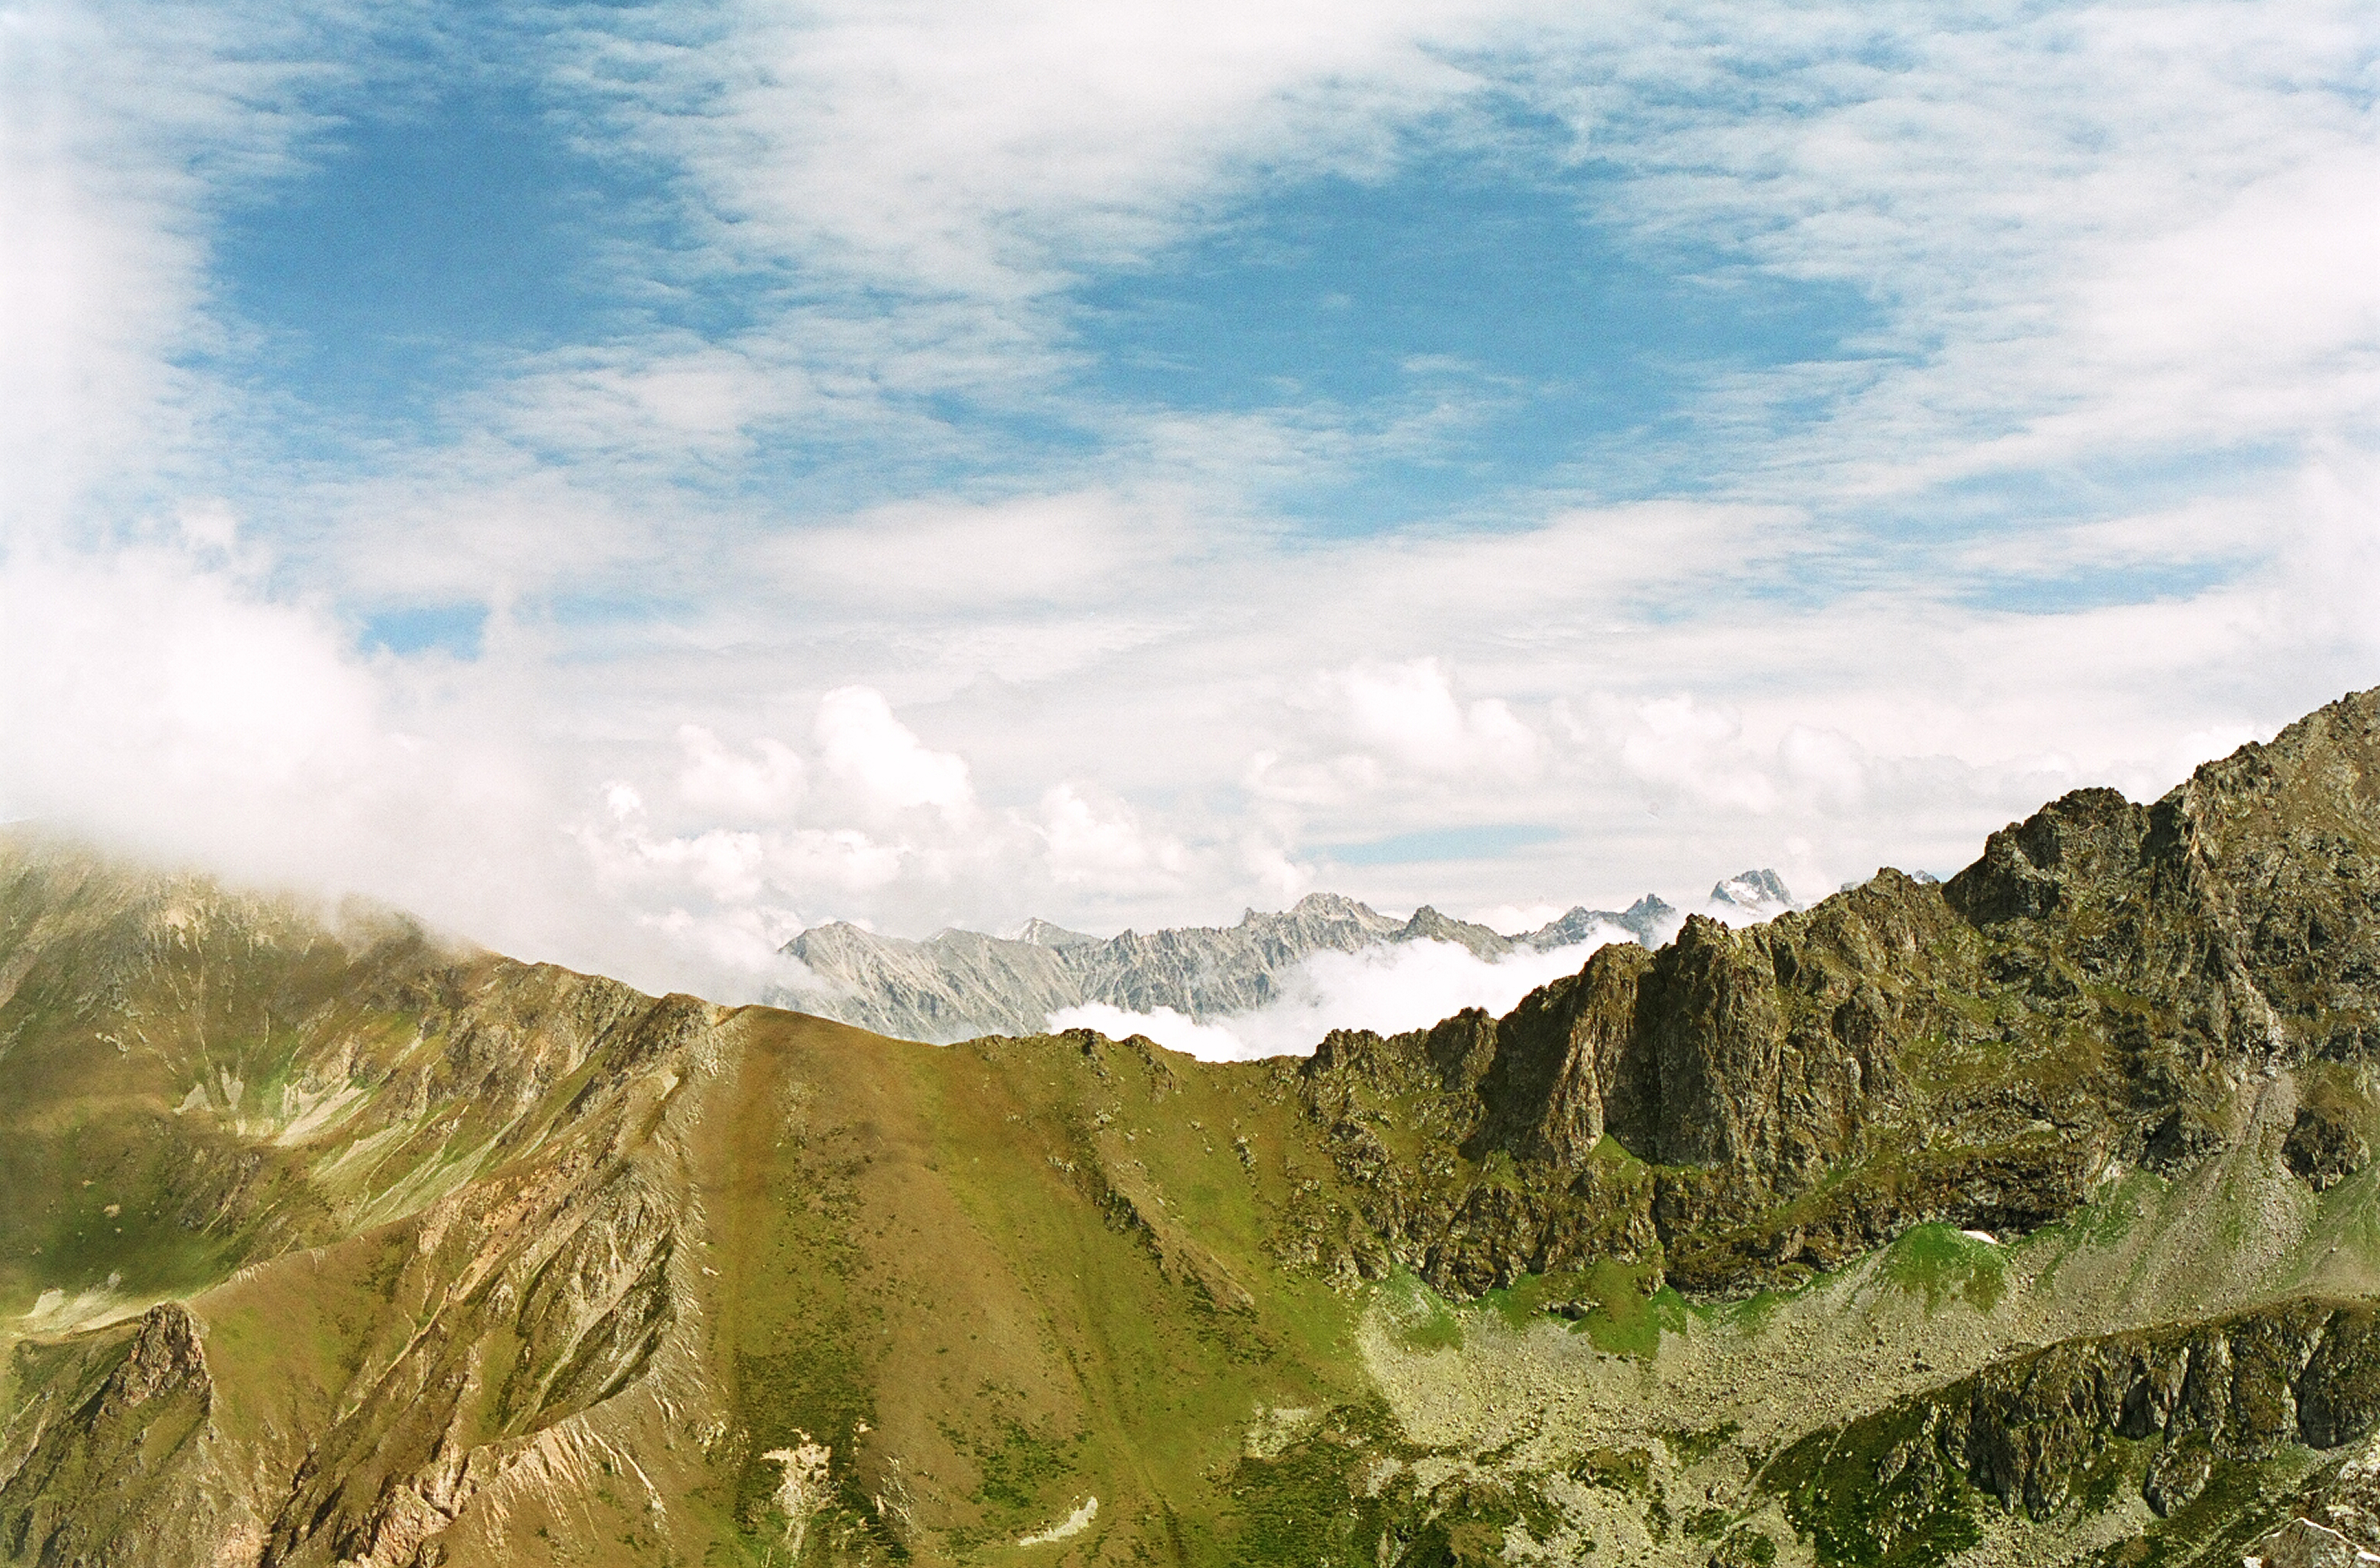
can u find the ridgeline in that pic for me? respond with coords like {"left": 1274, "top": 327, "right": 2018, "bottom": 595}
{"left": 7, "top": 688, "right": 2380, "bottom": 1566}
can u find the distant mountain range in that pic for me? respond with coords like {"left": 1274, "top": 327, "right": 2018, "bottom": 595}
{"left": 767, "top": 870, "right": 1797, "bottom": 1043}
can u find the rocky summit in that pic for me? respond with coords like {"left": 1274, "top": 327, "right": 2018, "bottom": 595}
{"left": 6, "top": 689, "right": 2380, "bottom": 1566}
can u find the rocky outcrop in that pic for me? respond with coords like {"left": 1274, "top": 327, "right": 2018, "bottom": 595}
{"left": 2289, "top": 1094, "right": 2373, "bottom": 1191}
{"left": 1763, "top": 1297, "right": 2380, "bottom": 1563}
{"left": 0, "top": 1304, "right": 216, "bottom": 1566}
{"left": 256, "top": 1165, "right": 687, "bottom": 1568}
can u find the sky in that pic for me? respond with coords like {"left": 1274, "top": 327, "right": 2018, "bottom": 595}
{"left": 1, "top": 0, "right": 2376, "bottom": 1006}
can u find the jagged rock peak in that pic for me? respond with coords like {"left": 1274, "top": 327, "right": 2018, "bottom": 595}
{"left": 1520, "top": 893, "right": 1679, "bottom": 951}
{"left": 1396, "top": 905, "right": 1513, "bottom": 958}
{"left": 1013, "top": 917, "right": 1097, "bottom": 948}
{"left": 1708, "top": 867, "right": 1797, "bottom": 914}
{"left": 1276, "top": 890, "right": 1380, "bottom": 920}
{"left": 772, "top": 873, "right": 1730, "bottom": 1041}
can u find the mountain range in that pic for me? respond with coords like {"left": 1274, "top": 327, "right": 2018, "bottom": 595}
{"left": 5, "top": 688, "right": 2380, "bottom": 1565}
{"left": 770, "top": 873, "right": 1796, "bottom": 1045}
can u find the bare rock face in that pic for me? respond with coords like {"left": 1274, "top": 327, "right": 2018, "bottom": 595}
{"left": 1461, "top": 941, "right": 1645, "bottom": 1167}
{"left": 2288, "top": 1100, "right": 2372, "bottom": 1190}
{"left": 1942, "top": 784, "right": 2147, "bottom": 925}
{"left": 100, "top": 1301, "right": 210, "bottom": 1414}
{"left": 2271, "top": 1428, "right": 2380, "bottom": 1562}
{"left": 2243, "top": 1518, "right": 2380, "bottom": 1568}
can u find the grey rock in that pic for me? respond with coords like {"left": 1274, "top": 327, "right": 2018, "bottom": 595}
{"left": 2247, "top": 1517, "right": 2380, "bottom": 1567}
{"left": 1522, "top": 893, "right": 1682, "bottom": 951}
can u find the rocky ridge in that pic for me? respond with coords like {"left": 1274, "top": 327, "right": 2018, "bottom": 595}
{"left": 769, "top": 880, "right": 1765, "bottom": 1044}
{"left": 1289, "top": 691, "right": 2380, "bottom": 1304}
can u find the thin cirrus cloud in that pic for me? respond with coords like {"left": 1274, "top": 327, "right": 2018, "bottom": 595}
{"left": 0, "top": 0, "right": 2374, "bottom": 1014}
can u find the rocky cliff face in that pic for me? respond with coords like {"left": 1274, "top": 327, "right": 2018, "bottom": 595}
{"left": 771, "top": 884, "right": 1713, "bottom": 1044}
{"left": 1764, "top": 1296, "right": 2380, "bottom": 1566}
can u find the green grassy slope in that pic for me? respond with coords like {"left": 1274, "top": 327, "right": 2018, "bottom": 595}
{"left": 687, "top": 1014, "right": 1381, "bottom": 1563}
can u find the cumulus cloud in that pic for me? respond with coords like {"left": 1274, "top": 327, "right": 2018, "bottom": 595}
{"left": 0, "top": 536, "right": 592, "bottom": 972}
{"left": 1048, "top": 930, "right": 1632, "bottom": 1062}
{"left": 1469, "top": 901, "right": 1572, "bottom": 935}
{"left": 674, "top": 725, "right": 805, "bottom": 821}
{"left": 1340, "top": 659, "right": 1541, "bottom": 779}
{"left": 815, "top": 686, "right": 976, "bottom": 823}
{"left": 1039, "top": 783, "right": 1188, "bottom": 890}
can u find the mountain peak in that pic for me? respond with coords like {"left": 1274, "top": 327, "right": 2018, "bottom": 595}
{"left": 1013, "top": 916, "right": 1097, "bottom": 949}
{"left": 1708, "top": 868, "right": 1796, "bottom": 917}
{"left": 1395, "top": 904, "right": 1511, "bottom": 958}
{"left": 1279, "top": 890, "right": 1381, "bottom": 920}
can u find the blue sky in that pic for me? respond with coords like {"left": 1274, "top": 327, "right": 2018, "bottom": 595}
{"left": 204, "top": 32, "right": 1873, "bottom": 523}
{"left": 2, "top": 0, "right": 2376, "bottom": 1004}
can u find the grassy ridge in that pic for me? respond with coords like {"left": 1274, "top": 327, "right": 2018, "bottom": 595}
{"left": 696, "top": 1013, "right": 1381, "bottom": 1563}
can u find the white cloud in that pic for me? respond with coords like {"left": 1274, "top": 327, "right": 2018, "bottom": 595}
{"left": 0, "top": 0, "right": 331, "bottom": 533}
{"left": 1039, "top": 783, "right": 1188, "bottom": 890}
{"left": 674, "top": 725, "right": 805, "bottom": 822}
{"left": 1047, "top": 1001, "right": 1252, "bottom": 1059}
{"left": 1340, "top": 658, "right": 1542, "bottom": 779}
{"left": 485, "top": 0, "right": 2380, "bottom": 508}
{"left": 1588, "top": 692, "right": 1780, "bottom": 814}
{"left": 814, "top": 686, "right": 976, "bottom": 823}
{"left": 1469, "top": 901, "right": 1569, "bottom": 935}
{"left": 1550, "top": 0, "right": 2380, "bottom": 493}
{"left": 598, "top": 0, "right": 1507, "bottom": 301}
{"left": 775, "top": 490, "right": 1184, "bottom": 611}
{"left": 0, "top": 543, "right": 383, "bottom": 822}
